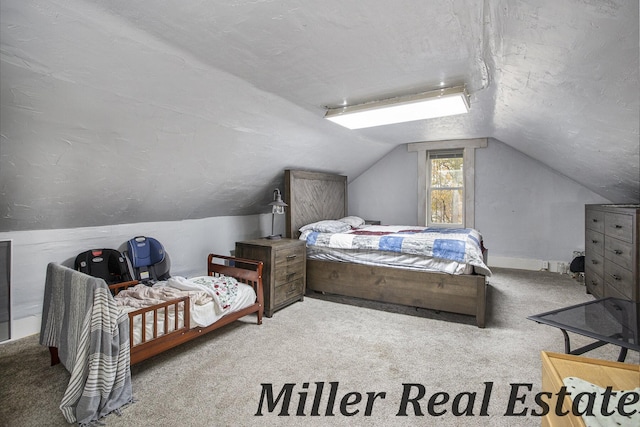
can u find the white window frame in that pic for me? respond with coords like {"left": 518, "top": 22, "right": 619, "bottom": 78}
{"left": 427, "top": 149, "right": 464, "bottom": 227}
{"left": 408, "top": 138, "right": 487, "bottom": 228}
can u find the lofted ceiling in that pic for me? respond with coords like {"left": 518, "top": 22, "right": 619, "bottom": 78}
{"left": 0, "top": 0, "right": 638, "bottom": 232}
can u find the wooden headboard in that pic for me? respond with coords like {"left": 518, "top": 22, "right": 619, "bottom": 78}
{"left": 285, "top": 170, "right": 348, "bottom": 239}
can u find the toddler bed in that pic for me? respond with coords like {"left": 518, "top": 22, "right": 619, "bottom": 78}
{"left": 40, "top": 254, "right": 263, "bottom": 424}
{"left": 109, "top": 254, "right": 263, "bottom": 363}
{"left": 285, "top": 169, "right": 490, "bottom": 327}
{"left": 112, "top": 274, "right": 258, "bottom": 347}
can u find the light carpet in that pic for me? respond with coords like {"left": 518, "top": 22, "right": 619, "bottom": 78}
{"left": 0, "top": 268, "right": 637, "bottom": 427}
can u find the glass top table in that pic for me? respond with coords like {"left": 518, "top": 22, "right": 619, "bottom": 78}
{"left": 528, "top": 297, "right": 639, "bottom": 362}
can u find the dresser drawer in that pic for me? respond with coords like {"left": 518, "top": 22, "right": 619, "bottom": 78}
{"left": 605, "top": 212, "right": 633, "bottom": 243}
{"left": 586, "top": 209, "right": 605, "bottom": 233}
{"left": 584, "top": 205, "right": 639, "bottom": 303}
{"left": 604, "top": 262, "right": 633, "bottom": 299}
{"left": 585, "top": 229, "right": 604, "bottom": 255}
{"left": 604, "top": 282, "right": 629, "bottom": 299}
{"left": 585, "top": 250, "right": 604, "bottom": 276}
{"left": 604, "top": 236, "right": 634, "bottom": 271}
{"left": 584, "top": 267, "right": 604, "bottom": 299}
{"left": 274, "top": 278, "right": 305, "bottom": 306}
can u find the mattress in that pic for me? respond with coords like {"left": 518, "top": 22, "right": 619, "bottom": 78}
{"left": 300, "top": 223, "right": 491, "bottom": 276}
{"left": 306, "top": 246, "right": 476, "bottom": 274}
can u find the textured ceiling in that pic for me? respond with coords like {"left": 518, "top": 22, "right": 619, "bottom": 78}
{"left": 0, "top": 0, "right": 638, "bottom": 231}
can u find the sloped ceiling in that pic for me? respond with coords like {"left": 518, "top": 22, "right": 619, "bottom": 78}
{"left": 1, "top": 0, "right": 638, "bottom": 232}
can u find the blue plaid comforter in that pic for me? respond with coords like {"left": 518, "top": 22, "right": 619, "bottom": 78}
{"left": 301, "top": 225, "right": 489, "bottom": 275}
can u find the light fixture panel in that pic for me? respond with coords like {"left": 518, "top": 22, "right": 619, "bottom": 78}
{"left": 325, "top": 86, "right": 470, "bottom": 129}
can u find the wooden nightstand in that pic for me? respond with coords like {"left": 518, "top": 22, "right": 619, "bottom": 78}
{"left": 235, "top": 238, "right": 306, "bottom": 317}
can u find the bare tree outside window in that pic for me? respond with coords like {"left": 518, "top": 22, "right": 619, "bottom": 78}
{"left": 411, "top": 138, "right": 485, "bottom": 228}
{"left": 428, "top": 151, "right": 464, "bottom": 226}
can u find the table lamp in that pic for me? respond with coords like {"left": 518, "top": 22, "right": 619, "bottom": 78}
{"left": 268, "top": 188, "right": 287, "bottom": 239}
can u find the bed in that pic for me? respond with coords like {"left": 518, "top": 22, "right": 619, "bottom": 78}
{"left": 284, "top": 169, "right": 490, "bottom": 328}
{"left": 110, "top": 254, "right": 263, "bottom": 364}
{"left": 40, "top": 254, "right": 263, "bottom": 424}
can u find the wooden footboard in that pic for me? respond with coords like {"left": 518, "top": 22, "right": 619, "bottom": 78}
{"left": 306, "top": 259, "right": 487, "bottom": 328}
{"left": 207, "top": 253, "right": 264, "bottom": 325}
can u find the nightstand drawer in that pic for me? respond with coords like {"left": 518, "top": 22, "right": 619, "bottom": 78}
{"left": 274, "top": 278, "right": 305, "bottom": 307}
{"left": 274, "top": 267, "right": 304, "bottom": 286}
{"left": 274, "top": 247, "right": 305, "bottom": 284}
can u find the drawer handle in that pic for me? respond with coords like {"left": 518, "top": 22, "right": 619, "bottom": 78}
{"left": 615, "top": 224, "right": 622, "bottom": 229}
{"left": 612, "top": 274, "right": 621, "bottom": 281}
{"left": 614, "top": 249, "right": 623, "bottom": 255}
{"left": 592, "top": 219, "right": 598, "bottom": 222}
{"left": 591, "top": 239, "right": 598, "bottom": 244}
{"left": 286, "top": 255, "right": 297, "bottom": 260}
{"left": 591, "top": 280, "right": 598, "bottom": 286}
{"left": 591, "top": 259, "right": 598, "bottom": 265}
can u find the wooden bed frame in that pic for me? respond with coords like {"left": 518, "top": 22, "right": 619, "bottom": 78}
{"left": 49, "top": 254, "right": 264, "bottom": 366}
{"left": 284, "top": 169, "right": 488, "bottom": 328}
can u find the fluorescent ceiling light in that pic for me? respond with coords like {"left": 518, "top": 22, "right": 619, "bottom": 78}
{"left": 324, "top": 86, "right": 470, "bottom": 129}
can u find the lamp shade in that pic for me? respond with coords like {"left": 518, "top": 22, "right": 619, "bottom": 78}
{"left": 268, "top": 188, "right": 287, "bottom": 239}
{"left": 269, "top": 189, "right": 287, "bottom": 215}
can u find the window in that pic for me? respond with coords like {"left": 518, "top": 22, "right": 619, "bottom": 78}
{"left": 428, "top": 150, "right": 464, "bottom": 227}
{"left": 408, "top": 138, "right": 487, "bottom": 228}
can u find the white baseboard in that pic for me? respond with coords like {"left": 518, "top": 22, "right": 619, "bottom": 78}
{"left": 488, "top": 256, "right": 570, "bottom": 274}
{"left": 0, "top": 315, "right": 41, "bottom": 344}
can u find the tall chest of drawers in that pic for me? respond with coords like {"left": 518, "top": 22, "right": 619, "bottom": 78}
{"left": 584, "top": 204, "right": 639, "bottom": 301}
{"left": 235, "top": 238, "right": 306, "bottom": 317}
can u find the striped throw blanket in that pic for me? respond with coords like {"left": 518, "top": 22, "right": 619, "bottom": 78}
{"left": 39, "top": 263, "right": 133, "bottom": 425}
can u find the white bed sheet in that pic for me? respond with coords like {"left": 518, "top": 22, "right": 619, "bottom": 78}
{"left": 117, "top": 282, "right": 256, "bottom": 346}
{"left": 306, "top": 246, "right": 477, "bottom": 275}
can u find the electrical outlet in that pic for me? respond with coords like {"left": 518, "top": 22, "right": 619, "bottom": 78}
{"left": 542, "top": 261, "right": 549, "bottom": 270}
{"left": 557, "top": 262, "right": 566, "bottom": 274}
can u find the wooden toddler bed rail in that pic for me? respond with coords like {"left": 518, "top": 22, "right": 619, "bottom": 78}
{"left": 48, "top": 254, "right": 263, "bottom": 366}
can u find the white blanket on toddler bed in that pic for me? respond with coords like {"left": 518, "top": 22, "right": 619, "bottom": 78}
{"left": 114, "top": 276, "right": 257, "bottom": 344}
{"left": 164, "top": 275, "right": 240, "bottom": 315}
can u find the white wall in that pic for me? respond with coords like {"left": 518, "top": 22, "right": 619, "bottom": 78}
{"left": 0, "top": 212, "right": 284, "bottom": 341}
{"left": 348, "top": 139, "right": 610, "bottom": 270}
{"left": 348, "top": 146, "right": 419, "bottom": 225}
{"left": 474, "top": 139, "right": 610, "bottom": 268}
